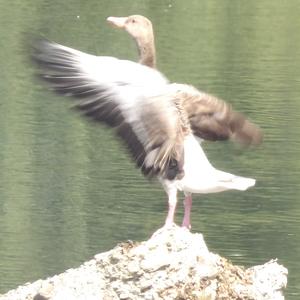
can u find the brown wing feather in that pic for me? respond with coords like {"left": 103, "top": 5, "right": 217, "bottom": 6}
{"left": 139, "top": 94, "right": 189, "bottom": 179}
{"left": 170, "top": 84, "right": 263, "bottom": 146}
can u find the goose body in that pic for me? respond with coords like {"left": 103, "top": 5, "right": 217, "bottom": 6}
{"left": 32, "top": 25, "right": 262, "bottom": 229}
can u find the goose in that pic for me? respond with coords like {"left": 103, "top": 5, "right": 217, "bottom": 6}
{"left": 32, "top": 35, "right": 262, "bottom": 229}
{"left": 107, "top": 15, "right": 263, "bottom": 227}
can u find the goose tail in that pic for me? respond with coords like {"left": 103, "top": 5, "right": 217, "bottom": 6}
{"left": 217, "top": 171, "right": 256, "bottom": 191}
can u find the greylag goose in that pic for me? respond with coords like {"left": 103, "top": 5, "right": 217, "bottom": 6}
{"left": 32, "top": 35, "right": 262, "bottom": 229}
{"left": 106, "top": 15, "right": 263, "bottom": 228}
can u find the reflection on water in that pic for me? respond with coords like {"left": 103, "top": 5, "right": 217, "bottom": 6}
{"left": 0, "top": 0, "right": 300, "bottom": 298}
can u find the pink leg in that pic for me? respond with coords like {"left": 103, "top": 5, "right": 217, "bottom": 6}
{"left": 182, "top": 193, "right": 192, "bottom": 229}
{"left": 165, "top": 187, "right": 178, "bottom": 227}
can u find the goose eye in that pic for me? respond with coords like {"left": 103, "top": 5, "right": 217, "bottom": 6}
{"left": 131, "top": 19, "right": 136, "bottom": 23}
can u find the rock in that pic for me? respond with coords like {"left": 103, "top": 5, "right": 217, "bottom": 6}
{"left": 0, "top": 225, "right": 288, "bottom": 300}
{"left": 127, "top": 260, "right": 140, "bottom": 274}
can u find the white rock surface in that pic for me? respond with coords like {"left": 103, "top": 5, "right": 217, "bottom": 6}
{"left": 0, "top": 225, "right": 288, "bottom": 300}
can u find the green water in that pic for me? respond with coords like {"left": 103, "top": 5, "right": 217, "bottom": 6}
{"left": 0, "top": 1, "right": 300, "bottom": 298}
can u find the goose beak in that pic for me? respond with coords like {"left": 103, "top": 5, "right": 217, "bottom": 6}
{"left": 106, "top": 16, "right": 128, "bottom": 29}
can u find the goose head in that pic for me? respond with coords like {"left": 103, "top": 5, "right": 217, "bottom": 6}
{"left": 107, "top": 15, "right": 156, "bottom": 68}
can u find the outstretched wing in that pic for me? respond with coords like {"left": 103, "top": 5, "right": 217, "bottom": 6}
{"left": 32, "top": 39, "right": 185, "bottom": 180}
{"left": 168, "top": 84, "right": 263, "bottom": 146}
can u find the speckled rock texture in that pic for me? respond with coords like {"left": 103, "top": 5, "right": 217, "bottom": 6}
{"left": 0, "top": 226, "right": 287, "bottom": 300}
